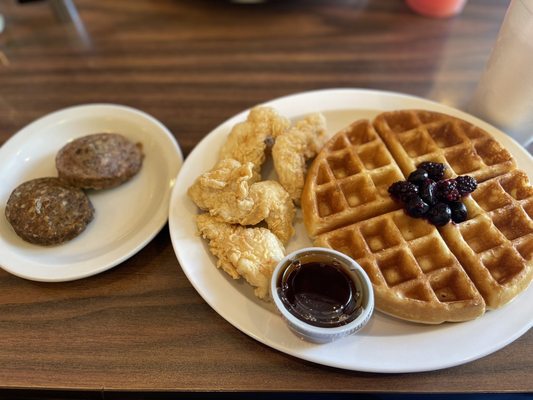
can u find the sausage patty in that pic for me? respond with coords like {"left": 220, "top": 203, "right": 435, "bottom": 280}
{"left": 5, "top": 177, "right": 94, "bottom": 246}
{"left": 55, "top": 133, "right": 144, "bottom": 190}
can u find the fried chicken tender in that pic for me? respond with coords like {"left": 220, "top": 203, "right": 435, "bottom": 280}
{"left": 187, "top": 159, "right": 257, "bottom": 221}
{"left": 246, "top": 180, "right": 294, "bottom": 244}
{"left": 196, "top": 213, "right": 285, "bottom": 300}
{"left": 219, "top": 106, "right": 290, "bottom": 175}
{"left": 272, "top": 112, "right": 328, "bottom": 205}
{"left": 187, "top": 159, "right": 295, "bottom": 244}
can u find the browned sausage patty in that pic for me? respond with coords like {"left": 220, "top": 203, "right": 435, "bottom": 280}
{"left": 5, "top": 177, "right": 94, "bottom": 246}
{"left": 55, "top": 133, "right": 144, "bottom": 190}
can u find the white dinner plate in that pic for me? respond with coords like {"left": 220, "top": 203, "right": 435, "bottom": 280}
{"left": 169, "top": 88, "right": 533, "bottom": 373}
{"left": 0, "top": 104, "right": 183, "bottom": 281}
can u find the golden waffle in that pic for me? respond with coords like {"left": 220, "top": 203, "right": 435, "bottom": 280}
{"left": 301, "top": 119, "right": 404, "bottom": 237}
{"left": 314, "top": 210, "right": 486, "bottom": 323}
{"left": 304, "top": 110, "right": 532, "bottom": 323}
{"left": 439, "top": 170, "right": 533, "bottom": 309}
{"left": 373, "top": 110, "right": 516, "bottom": 183}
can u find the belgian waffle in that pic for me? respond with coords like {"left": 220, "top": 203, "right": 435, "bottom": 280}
{"left": 301, "top": 119, "right": 404, "bottom": 237}
{"left": 373, "top": 110, "right": 516, "bottom": 183}
{"left": 303, "top": 110, "right": 532, "bottom": 323}
{"left": 314, "top": 210, "right": 486, "bottom": 323}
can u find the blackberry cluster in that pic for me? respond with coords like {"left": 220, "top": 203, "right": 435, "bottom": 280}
{"left": 388, "top": 162, "right": 477, "bottom": 226}
{"left": 418, "top": 161, "right": 446, "bottom": 181}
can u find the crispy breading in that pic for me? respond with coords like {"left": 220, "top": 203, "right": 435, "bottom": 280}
{"left": 187, "top": 159, "right": 257, "bottom": 222}
{"left": 272, "top": 113, "right": 328, "bottom": 204}
{"left": 187, "top": 158, "right": 295, "bottom": 244}
{"left": 247, "top": 180, "right": 295, "bottom": 245}
{"left": 196, "top": 214, "right": 285, "bottom": 299}
{"left": 219, "top": 106, "right": 290, "bottom": 175}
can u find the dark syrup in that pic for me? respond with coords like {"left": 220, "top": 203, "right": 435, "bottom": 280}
{"left": 278, "top": 260, "right": 362, "bottom": 328}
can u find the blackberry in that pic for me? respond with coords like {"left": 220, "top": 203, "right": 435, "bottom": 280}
{"left": 435, "top": 179, "right": 461, "bottom": 202}
{"left": 408, "top": 168, "right": 429, "bottom": 186}
{"left": 456, "top": 175, "right": 478, "bottom": 196}
{"left": 417, "top": 161, "right": 446, "bottom": 181}
{"left": 419, "top": 179, "right": 437, "bottom": 206}
{"left": 405, "top": 196, "right": 429, "bottom": 218}
{"left": 388, "top": 181, "right": 418, "bottom": 202}
{"left": 449, "top": 201, "right": 468, "bottom": 223}
{"left": 427, "top": 203, "right": 452, "bottom": 226}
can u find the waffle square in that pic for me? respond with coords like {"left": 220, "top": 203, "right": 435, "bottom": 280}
{"left": 303, "top": 110, "right": 532, "bottom": 323}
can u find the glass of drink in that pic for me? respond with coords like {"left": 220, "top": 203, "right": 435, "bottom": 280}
{"left": 468, "top": 0, "right": 533, "bottom": 147}
{"left": 405, "top": 0, "right": 467, "bottom": 18}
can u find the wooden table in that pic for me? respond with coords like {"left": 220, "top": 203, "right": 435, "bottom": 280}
{"left": 0, "top": 0, "right": 531, "bottom": 396}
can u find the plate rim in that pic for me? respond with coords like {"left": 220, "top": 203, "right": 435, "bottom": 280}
{"left": 0, "top": 103, "right": 183, "bottom": 282}
{"left": 169, "top": 88, "right": 533, "bottom": 373}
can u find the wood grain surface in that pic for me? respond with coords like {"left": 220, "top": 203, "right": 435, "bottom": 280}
{"left": 0, "top": 0, "right": 531, "bottom": 394}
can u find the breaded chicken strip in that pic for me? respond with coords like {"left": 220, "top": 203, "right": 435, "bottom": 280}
{"left": 219, "top": 106, "right": 290, "bottom": 175}
{"left": 188, "top": 159, "right": 257, "bottom": 221}
{"left": 196, "top": 214, "right": 285, "bottom": 300}
{"left": 246, "top": 180, "right": 295, "bottom": 245}
{"left": 188, "top": 159, "right": 295, "bottom": 244}
{"left": 272, "top": 113, "right": 328, "bottom": 204}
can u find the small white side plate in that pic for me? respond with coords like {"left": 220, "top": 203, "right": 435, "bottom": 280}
{"left": 0, "top": 104, "right": 183, "bottom": 281}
